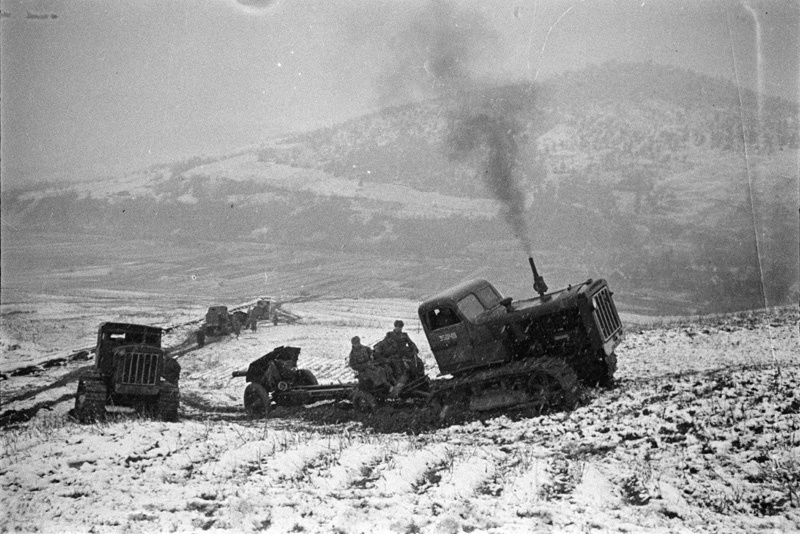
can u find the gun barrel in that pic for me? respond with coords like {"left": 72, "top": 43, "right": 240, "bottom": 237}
{"left": 231, "top": 370, "right": 248, "bottom": 378}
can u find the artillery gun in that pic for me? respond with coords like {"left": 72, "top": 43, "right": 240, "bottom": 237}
{"left": 233, "top": 346, "right": 327, "bottom": 416}
{"left": 72, "top": 322, "right": 180, "bottom": 423}
{"left": 250, "top": 298, "right": 272, "bottom": 322}
{"left": 419, "top": 257, "right": 623, "bottom": 414}
{"left": 234, "top": 343, "right": 431, "bottom": 417}
{"left": 203, "top": 305, "right": 247, "bottom": 337}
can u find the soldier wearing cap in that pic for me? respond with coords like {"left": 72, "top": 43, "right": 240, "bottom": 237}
{"left": 348, "top": 335, "right": 396, "bottom": 390}
{"left": 375, "top": 320, "right": 417, "bottom": 361}
{"left": 348, "top": 336, "right": 373, "bottom": 373}
{"left": 374, "top": 320, "right": 422, "bottom": 398}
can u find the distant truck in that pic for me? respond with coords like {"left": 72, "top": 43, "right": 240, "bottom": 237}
{"left": 418, "top": 258, "right": 623, "bottom": 413}
{"left": 72, "top": 322, "right": 180, "bottom": 422}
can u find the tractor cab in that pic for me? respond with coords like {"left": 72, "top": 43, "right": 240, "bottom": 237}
{"left": 419, "top": 279, "right": 511, "bottom": 376}
{"left": 95, "top": 322, "right": 163, "bottom": 375}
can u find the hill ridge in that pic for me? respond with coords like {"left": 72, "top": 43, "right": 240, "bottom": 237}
{"left": 2, "top": 61, "right": 797, "bottom": 315}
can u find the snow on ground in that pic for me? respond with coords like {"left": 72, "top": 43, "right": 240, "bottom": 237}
{"left": 1, "top": 299, "right": 798, "bottom": 533}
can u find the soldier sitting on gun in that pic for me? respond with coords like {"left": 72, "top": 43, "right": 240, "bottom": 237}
{"left": 374, "top": 320, "right": 423, "bottom": 398}
{"left": 348, "top": 336, "right": 395, "bottom": 391}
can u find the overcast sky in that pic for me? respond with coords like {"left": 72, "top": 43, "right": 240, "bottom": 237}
{"left": 1, "top": 0, "right": 798, "bottom": 188}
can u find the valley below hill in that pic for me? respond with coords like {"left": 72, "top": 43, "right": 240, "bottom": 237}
{"left": 4, "top": 63, "right": 798, "bottom": 316}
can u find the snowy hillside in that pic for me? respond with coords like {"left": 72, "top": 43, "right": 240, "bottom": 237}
{"left": 1, "top": 298, "right": 798, "bottom": 533}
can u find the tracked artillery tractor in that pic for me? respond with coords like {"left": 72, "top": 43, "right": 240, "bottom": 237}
{"left": 72, "top": 322, "right": 181, "bottom": 423}
{"left": 419, "top": 257, "right": 623, "bottom": 414}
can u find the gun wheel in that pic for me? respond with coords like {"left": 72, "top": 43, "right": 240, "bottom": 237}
{"left": 244, "top": 383, "right": 272, "bottom": 417}
{"left": 296, "top": 369, "right": 319, "bottom": 386}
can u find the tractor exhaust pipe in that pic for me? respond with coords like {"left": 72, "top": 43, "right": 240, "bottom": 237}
{"left": 528, "top": 256, "right": 548, "bottom": 297}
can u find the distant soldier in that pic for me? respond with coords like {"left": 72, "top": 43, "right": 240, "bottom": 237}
{"left": 246, "top": 308, "right": 258, "bottom": 332}
{"left": 232, "top": 314, "right": 242, "bottom": 338}
{"left": 196, "top": 329, "right": 206, "bottom": 347}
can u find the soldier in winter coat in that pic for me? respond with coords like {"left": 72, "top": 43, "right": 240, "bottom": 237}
{"left": 246, "top": 308, "right": 258, "bottom": 332}
{"left": 232, "top": 314, "right": 242, "bottom": 338}
{"left": 348, "top": 336, "right": 395, "bottom": 390}
{"left": 373, "top": 320, "right": 424, "bottom": 398}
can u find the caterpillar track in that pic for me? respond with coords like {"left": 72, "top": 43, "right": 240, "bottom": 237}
{"left": 430, "top": 356, "right": 580, "bottom": 414}
{"left": 73, "top": 376, "right": 108, "bottom": 423}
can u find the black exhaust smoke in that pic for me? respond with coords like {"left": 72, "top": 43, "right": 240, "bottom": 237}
{"left": 445, "top": 85, "right": 537, "bottom": 256}
{"left": 375, "top": 1, "right": 542, "bottom": 262}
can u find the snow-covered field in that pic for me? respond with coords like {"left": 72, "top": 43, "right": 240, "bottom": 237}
{"left": 1, "top": 298, "right": 798, "bottom": 533}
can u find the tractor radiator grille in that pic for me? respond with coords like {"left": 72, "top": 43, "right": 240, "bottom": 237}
{"left": 593, "top": 287, "right": 622, "bottom": 341}
{"left": 118, "top": 352, "right": 160, "bottom": 386}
